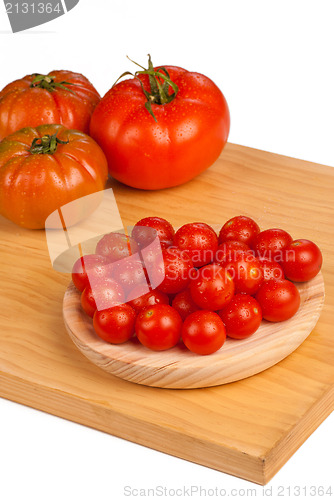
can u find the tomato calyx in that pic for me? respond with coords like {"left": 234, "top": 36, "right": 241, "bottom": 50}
{"left": 30, "top": 74, "right": 77, "bottom": 95}
{"left": 114, "top": 54, "right": 179, "bottom": 122}
{"left": 28, "top": 133, "right": 69, "bottom": 155}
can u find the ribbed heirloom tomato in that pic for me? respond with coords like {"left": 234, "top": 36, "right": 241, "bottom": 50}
{"left": 0, "top": 70, "right": 100, "bottom": 140}
{"left": 0, "top": 124, "right": 108, "bottom": 228}
{"left": 90, "top": 56, "right": 230, "bottom": 190}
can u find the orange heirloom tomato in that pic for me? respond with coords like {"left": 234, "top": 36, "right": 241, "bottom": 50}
{"left": 90, "top": 56, "right": 230, "bottom": 190}
{"left": 0, "top": 70, "right": 100, "bottom": 140}
{"left": 0, "top": 124, "right": 108, "bottom": 229}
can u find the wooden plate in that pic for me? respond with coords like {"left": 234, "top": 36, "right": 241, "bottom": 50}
{"left": 63, "top": 273, "right": 325, "bottom": 389}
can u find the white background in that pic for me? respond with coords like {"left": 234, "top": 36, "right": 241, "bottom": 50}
{"left": 0, "top": 1, "right": 333, "bottom": 499}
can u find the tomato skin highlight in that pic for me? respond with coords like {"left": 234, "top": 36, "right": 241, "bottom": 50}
{"left": 127, "top": 286, "right": 169, "bottom": 312}
{"left": 174, "top": 222, "right": 218, "bottom": 267}
{"left": 218, "top": 294, "right": 262, "bottom": 339}
{"left": 255, "top": 279, "right": 300, "bottom": 322}
{"left": 156, "top": 247, "right": 194, "bottom": 295}
{"left": 214, "top": 241, "right": 253, "bottom": 265}
{"left": 258, "top": 257, "right": 285, "bottom": 282}
{"left": 182, "top": 310, "right": 226, "bottom": 355}
{"left": 218, "top": 216, "right": 260, "bottom": 247}
{"left": 282, "top": 239, "right": 323, "bottom": 282}
{"left": 221, "top": 252, "right": 264, "bottom": 295}
{"left": 112, "top": 258, "right": 147, "bottom": 294}
{"left": 253, "top": 228, "right": 293, "bottom": 262}
{"left": 189, "top": 264, "right": 235, "bottom": 310}
{"left": 132, "top": 217, "right": 175, "bottom": 250}
{"left": 93, "top": 304, "right": 136, "bottom": 344}
{"left": 96, "top": 233, "right": 139, "bottom": 263}
{"left": 90, "top": 66, "right": 230, "bottom": 190}
{"left": 135, "top": 304, "right": 182, "bottom": 351}
{"left": 172, "top": 289, "right": 200, "bottom": 321}
{"left": 72, "top": 254, "right": 110, "bottom": 292}
{"left": 0, "top": 70, "right": 100, "bottom": 140}
{"left": 81, "top": 279, "right": 125, "bottom": 318}
{"left": 0, "top": 124, "right": 108, "bottom": 229}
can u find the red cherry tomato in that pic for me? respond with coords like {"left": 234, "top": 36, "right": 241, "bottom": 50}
{"left": 218, "top": 294, "right": 262, "bottom": 339}
{"left": 173, "top": 222, "right": 218, "bottom": 267}
{"left": 72, "top": 254, "right": 110, "bottom": 292}
{"left": 253, "top": 228, "right": 293, "bottom": 262}
{"left": 189, "top": 264, "right": 234, "bottom": 310}
{"left": 282, "top": 239, "right": 323, "bottom": 282}
{"left": 258, "top": 257, "right": 285, "bottom": 281}
{"left": 172, "top": 289, "right": 200, "bottom": 321}
{"left": 155, "top": 247, "right": 194, "bottom": 294}
{"left": 221, "top": 252, "right": 263, "bottom": 295}
{"left": 214, "top": 241, "right": 253, "bottom": 265}
{"left": 135, "top": 304, "right": 182, "bottom": 351}
{"left": 81, "top": 279, "right": 124, "bottom": 318}
{"left": 182, "top": 310, "right": 226, "bottom": 355}
{"left": 255, "top": 279, "right": 300, "bottom": 322}
{"left": 132, "top": 216, "right": 175, "bottom": 249}
{"left": 112, "top": 257, "right": 147, "bottom": 294}
{"left": 218, "top": 216, "right": 260, "bottom": 247}
{"left": 95, "top": 233, "right": 139, "bottom": 263}
{"left": 127, "top": 285, "right": 169, "bottom": 312}
{"left": 93, "top": 304, "right": 136, "bottom": 344}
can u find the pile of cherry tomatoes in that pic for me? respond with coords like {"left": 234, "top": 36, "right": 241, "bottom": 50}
{"left": 71, "top": 215, "right": 323, "bottom": 355}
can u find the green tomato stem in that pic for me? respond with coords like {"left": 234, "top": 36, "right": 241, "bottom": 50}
{"left": 30, "top": 74, "right": 77, "bottom": 94}
{"left": 28, "top": 133, "right": 69, "bottom": 155}
{"left": 114, "top": 54, "right": 179, "bottom": 121}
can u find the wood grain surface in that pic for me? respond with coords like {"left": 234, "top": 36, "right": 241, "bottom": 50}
{"left": 63, "top": 274, "right": 325, "bottom": 388}
{"left": 0, "top": 143, "right": 333, "bottom": 484}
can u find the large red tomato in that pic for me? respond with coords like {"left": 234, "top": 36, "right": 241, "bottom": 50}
{"left": 90, "top": 56, "right": 230, "bottom": 190}
{"left": 0, "top": 124, "right": 108, "bottom": 229}
{"left": 0, "top": 71, "right": 100, "bottom": 140}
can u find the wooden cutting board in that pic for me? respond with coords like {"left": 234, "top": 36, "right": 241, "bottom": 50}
{"left": 0, "top": 143, "right": 333, "bottom": 485}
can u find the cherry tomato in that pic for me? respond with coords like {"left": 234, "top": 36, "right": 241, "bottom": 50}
{"left": 155, "top": 247, "right": 194, "bottom": 294}
{"left": 81, "top": 279, "right": 124, "bottom": 318}
{"left": 112, "top": 257, "right": 147, "bottom": 294}
{"left": 95, "top": 232, "right": 139, "bottom": 263}
{"left": 218, "top": 216, "right": 260, "bottom": 247}
{"left": 218, "top": 294, "right": 262, "bottom": 339}
{"left": 253, "top": 228, "right": 293, "bottom": 262}
{"left": 182, "top": 310, "right": 226, "bottom": 355}
{"left": 135, "top": 304, "right": 182, "bottom": 351}
{"left": 282, "top": 239, "right": 323, "bottom": 282}
{"left": 258, "top": 257, "right": 285, "bottom": 281}
{"left": 214, "top": 241, "right": 253, "bottom": 265}
{"left": 172, "top": 289, "right": 200, "bottom": 321}
{"left": 255, "top": 279, "right": 300, "bottom": 322}
{"left": 132, "top": 216, "right": 175, "bottom": 249}
{"left": 221, "top": 252, "right": 263, "bottom": 295}
{"left": 173, "top": 222, "right": 218, "bottom": 267}
{"left": 127, "top": 285, "right": 169, "bottom": 312}
{"left": 72, "top": 254, "right": 110, "bottom": 292}
{"left": 93, "top": 304, "right": 136, "bottom": 344}
{"left": 90, "top": 57, "right": 230, "bottom": 190}
{"left": 189, "top": 264, "right": 234, "bottom": 310}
